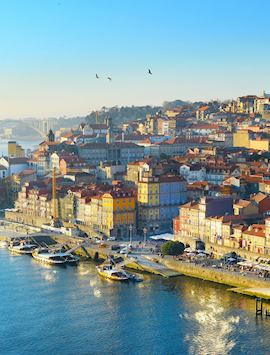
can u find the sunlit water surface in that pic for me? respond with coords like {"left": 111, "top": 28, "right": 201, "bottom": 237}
{"left": 0, "top": 249, "right": 269, "bottom": 355}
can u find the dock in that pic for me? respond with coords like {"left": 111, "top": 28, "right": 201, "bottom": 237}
{"left": 229, "top": 287, "right": 270, "bottom": 300}
{"left": 124, "top": 255, "right": 181, "bottom": 278}
{"left": 0, "top": 231, "right": 181, "bottom": 278}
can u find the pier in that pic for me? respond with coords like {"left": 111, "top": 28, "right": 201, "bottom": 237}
{"left": 0, "top": 228, "right": 181, "bottom": 278}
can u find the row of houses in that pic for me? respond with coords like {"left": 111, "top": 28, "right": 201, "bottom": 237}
{"left": 174, "top": 194, "right": 270, "bottom": 255}
{"left": 12, "top": 167, "right": 188, "bottom": 237}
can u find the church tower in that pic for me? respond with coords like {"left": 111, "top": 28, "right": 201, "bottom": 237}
{"left": 47, "top": 129, "right": 55, "bottom": 142}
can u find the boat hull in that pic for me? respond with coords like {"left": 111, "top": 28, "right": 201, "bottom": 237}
{"left": 66, "top": 257, "right": 80, "bottom": 265}
{"left": 8, "top": 247, "right": 36, "bottom": 255}
{"left": 32, "top": 253, "right": 67, "bottom": 265}
{"left": 96, "top": 267, "right": 129, "bottom": 281}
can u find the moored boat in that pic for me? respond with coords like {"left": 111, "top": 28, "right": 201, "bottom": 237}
{"left": 8, "top": 241, "right": 37, "bottom": 255}
{"left": 96, "top": 264, "right": 129, "bottom": 281}
{"left": 32, "top": 248, "right": 67, "bottom": 265}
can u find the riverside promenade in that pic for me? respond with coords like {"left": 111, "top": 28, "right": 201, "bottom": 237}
{"left": 158, "top": 256, "right": 270, "bottom": 299}
{"left": 0, "top": 223, "right": 180, "bottom": 278}
{"left": 1, "top": 220, "right": 270, "bottom": 299}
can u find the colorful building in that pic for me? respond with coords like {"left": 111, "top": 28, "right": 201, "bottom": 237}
{"left": 101, "top": 189, "right": 136, "bottom": 238}
{"left": 8, "top": 141, "right": 25, "bottom": 158}
{"left": 137, "top": 174, "right": 187, "bottom": 234}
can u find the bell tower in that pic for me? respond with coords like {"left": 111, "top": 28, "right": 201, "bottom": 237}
{"left": 47, "top": 129, "right": 55, "bottom": 142}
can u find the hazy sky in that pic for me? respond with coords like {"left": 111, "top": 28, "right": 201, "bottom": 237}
{"left": 0, "top": 0, "right": 270, "bottom": 118}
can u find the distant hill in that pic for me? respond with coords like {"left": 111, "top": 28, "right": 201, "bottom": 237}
{"left": 84, "top": 100, "right": 208, "bottom": 126}
{"left": 85, "top": 105, "right": 162, "bottom": 126}
{"left": 162, "top": 100, "right": 190, "bottom": 110}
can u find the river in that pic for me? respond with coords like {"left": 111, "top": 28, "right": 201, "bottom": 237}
{"left": 0, "top": 248, "right": 269, "bottom": 355}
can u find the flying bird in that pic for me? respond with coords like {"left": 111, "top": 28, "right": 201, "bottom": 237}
{"left": 96, "top": 74, "right": 99, "bottom": 79}
{"left": 148, "top": 69, "right": 152, "bottom": 75}
{"left": 107, "top": 77, "right": 112, "bottom": 81}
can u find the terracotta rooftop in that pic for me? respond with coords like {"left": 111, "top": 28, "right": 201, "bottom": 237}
{"left": 234, "top": 199, "right": 251, "bottom": 208}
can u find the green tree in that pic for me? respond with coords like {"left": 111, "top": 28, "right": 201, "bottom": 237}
{"left": 161, "top": 241, "right": 185, "bottom": 256}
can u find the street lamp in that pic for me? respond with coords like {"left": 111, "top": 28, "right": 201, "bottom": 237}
{"left": 143, "top": 227, "right": 147, "bottom": 247}
{"left": 129, "top": 224, "right": 133, "bottom": 246}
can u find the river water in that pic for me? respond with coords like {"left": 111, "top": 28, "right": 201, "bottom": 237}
{"left": 0, "top": 248, "right": 270, "bottom": 355}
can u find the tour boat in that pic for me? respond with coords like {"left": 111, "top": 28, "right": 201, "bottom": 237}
{"left": 8, "top": 241, "right": 37, "bottom": 255}
{"left": 96, "top": 264, "right": 129, "bottom": 281}
{"left": 32, "top": 247, "right": 80, "bottom": 265}
{"left": 32, "top": 248, "right": 67, "bottom": 265}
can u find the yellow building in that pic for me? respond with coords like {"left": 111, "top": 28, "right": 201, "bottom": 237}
{"left": 138, "top": 176, "right": 159, "bottom": 205}
{"left": 233, "top": 130, "right": 269, "bottom": 151}
{"left": 233, "top": 130, "right": 250, "bottom": 148}
{"left": 101, "top": 190, "right": 136, "bottom": 238}
{"left": 137, "top": 176, "right": 160, "bottom": 232}
{"left": 8, "top": 141, "right": 25, "bottom": 158}
{"left": 249, "top": 139, "right": 269, "bottom": 151}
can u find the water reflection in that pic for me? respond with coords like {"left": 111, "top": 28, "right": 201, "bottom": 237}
{"left": 185, "top": 295, "right": 240, "bottom": 354}
{"left": 93, "top": 288, "right": 102, "bottom": 298}
{"left": 2, "top": 249, "right": 270, "bottom": 354}
{"left": 176, "top": 278, "right": 268, "bottom": 355}
{"left": 41, "top": 270, "right": 59, "bottom": 283}
{"left": 77, "top": 263, "right": 91, "bottom": 276}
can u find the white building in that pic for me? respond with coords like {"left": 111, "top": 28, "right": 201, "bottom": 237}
{"left": 0, "top": 157, "right": 29, "bottom": 176}
{"left": 179, "top": 164, "right": 206, "bottom": 183}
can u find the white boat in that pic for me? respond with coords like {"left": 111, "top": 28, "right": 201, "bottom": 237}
{"left": 96, "top": 264, "right": 129, "bottom": 281}
{"left": 8, "top": 241, "right": 37, "bottom": 255}
{"left": 32, "top": 248, "right": 67, "bottom": 265}
{"left": 32, "top": 247, "right": 79, "bottom": 265}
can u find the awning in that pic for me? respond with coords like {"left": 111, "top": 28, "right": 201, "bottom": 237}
{"left": 149, "top": 233, "right": 174, "bottom": 241}
{"left": 255, "top": 264, "right": 270, "bottom": 272}
{"left": 237, "top": 261, "right": 256, "bottom": 267}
